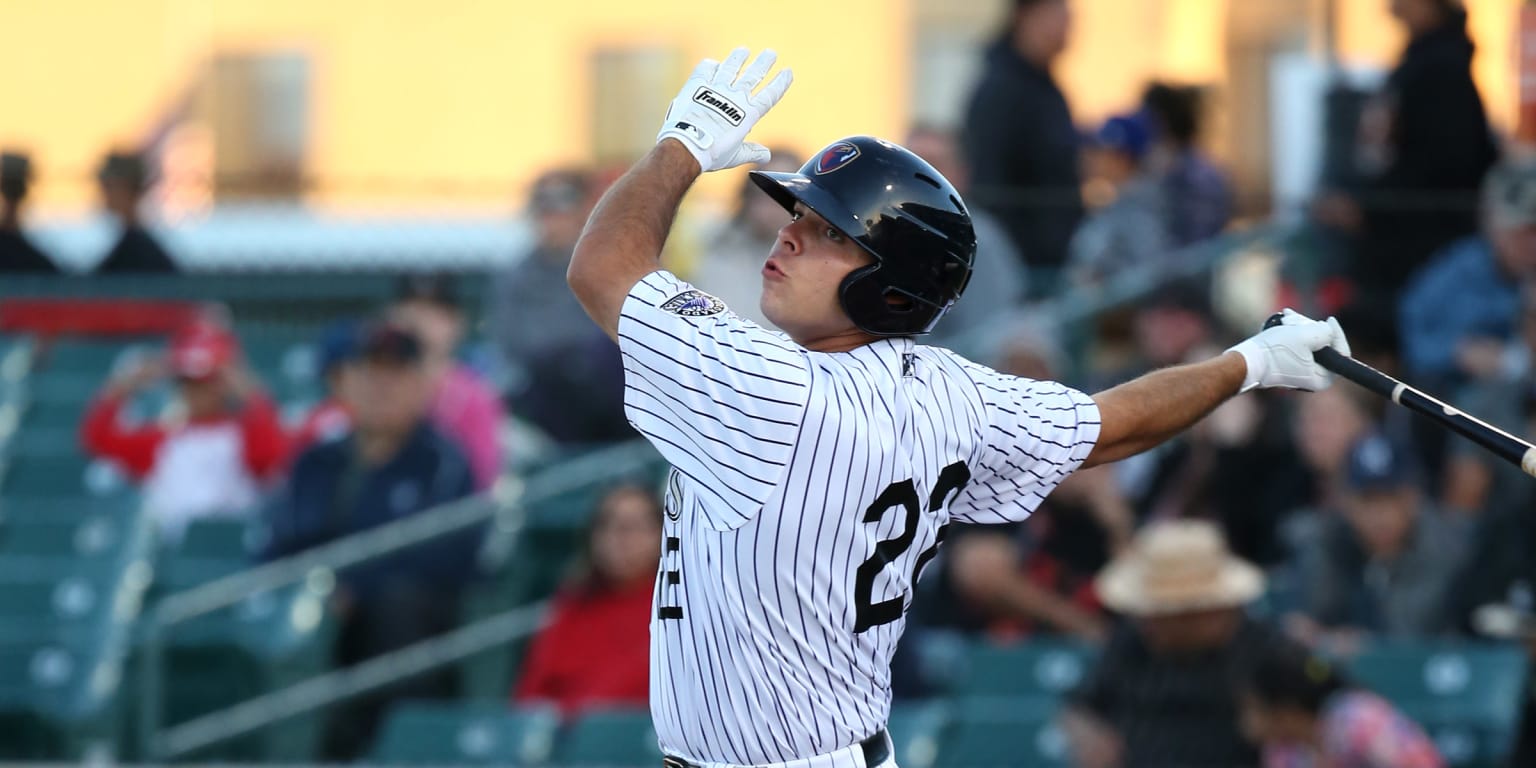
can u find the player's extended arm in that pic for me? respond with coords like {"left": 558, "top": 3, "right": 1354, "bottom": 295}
{"left": 568, "top": 48, "right": 793, "bottom": 339}
{"left": 1084, "top": 309, "right": 1350, "bottom": 467}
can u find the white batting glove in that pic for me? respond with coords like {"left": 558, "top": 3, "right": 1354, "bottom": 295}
{"left": 656, "top": 47, "right": 793, "bottom": 173}
{"left": 1226, "top": 308, "right": 1352, "bottom": 392}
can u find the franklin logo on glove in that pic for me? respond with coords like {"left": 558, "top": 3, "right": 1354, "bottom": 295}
{"left": 692, "top": 88, "right": 745, "bottom": 125}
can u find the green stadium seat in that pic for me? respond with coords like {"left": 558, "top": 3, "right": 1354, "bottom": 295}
{"left": 937, "top": 697, "right": 1070, "bottom": 768}
{"left": 369, "top": 703, "right": 560, "bottom": 766}
{"left": 551, "top": 707, "right": 661, "bottom": 766}
{"left": 2, "top": 455, "right": 131, "bottom": 498}
{"left": 174, "top": 518, "right": 265, "bottom": 560}
{"left": 0, "top": 516, "right": 130, "bottom": 559}
{"left": 0, "top": 494, "right": 140, "bottom": 525}
{"left": 5, "top": 427, "right": 79, "bottom": 459}
{"left": 954, "top": 640, "right": 1098, "bottom": 698}
{"left": 41, "top": 341, "right": 144, "bottom": 376}
{"left": 888, "top": 700, "right": 951, "bottom": 768}
{"left": 1347, "top": 642, "right": 1528, "bottom": 768}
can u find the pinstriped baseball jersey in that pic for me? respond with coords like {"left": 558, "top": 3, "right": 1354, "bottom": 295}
{"left": 618, "top": 271, "right": 1101, "bottom": 765}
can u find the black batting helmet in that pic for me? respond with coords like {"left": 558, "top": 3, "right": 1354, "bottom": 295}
{"left": 749, "top": 136, "right": 976, "bottom": 337}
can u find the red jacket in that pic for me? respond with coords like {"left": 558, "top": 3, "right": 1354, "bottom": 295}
{"left": 513, "top": 576, "right": 653, "bottom": 715}
{"left": 80, "top": 390, "right": 289, "bottom": 481}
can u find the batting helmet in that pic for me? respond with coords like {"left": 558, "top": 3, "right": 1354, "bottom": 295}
{"left": 749, "top": 136, "right": 976, "bottom": 337}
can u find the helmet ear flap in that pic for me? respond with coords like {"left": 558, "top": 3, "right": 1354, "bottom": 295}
{"left": 838, "top": 262, "right": 888, "bottom": 336}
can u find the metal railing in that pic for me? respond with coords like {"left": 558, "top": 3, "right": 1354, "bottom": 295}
{"left": 136, "top": 438, "right": 664, "bottom": 761}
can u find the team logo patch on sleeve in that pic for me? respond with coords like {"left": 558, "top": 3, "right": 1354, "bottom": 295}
{"left": 661, "top": 290, "right": 727, "bottom": 317}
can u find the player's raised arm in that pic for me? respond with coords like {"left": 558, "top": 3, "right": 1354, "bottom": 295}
{"left": 1084, "top": 309, "right": 1351, "bottom": 467}
{"left": 568, "top": 48, "right": 793, "bottom": 339}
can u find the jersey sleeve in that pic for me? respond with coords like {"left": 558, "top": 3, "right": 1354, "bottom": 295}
{"left": 949, "top": 361, "right": 1100, "bottom": 524}
{"left": 617, "top": 270, "right": 810, "bottom": 529}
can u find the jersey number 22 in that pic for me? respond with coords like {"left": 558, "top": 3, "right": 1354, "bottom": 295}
{"left": 853, "top": 460, "right": 971, "bottom": 633}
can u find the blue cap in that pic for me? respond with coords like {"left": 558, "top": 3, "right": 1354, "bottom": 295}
{"left": 1091, "top": 113, "right": 1152, "bottom": 160}
{"left": 1346, "top": 432, "right": 1420, "bottom": 493}
{"left": 317, "top": 320, "right": 361, "bottom": 375}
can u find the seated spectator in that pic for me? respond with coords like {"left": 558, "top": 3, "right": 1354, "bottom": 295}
{"left": 1291, "top": 386, "right": 1374, "bottom": 515}
{"left": 905, "top": 125, "right": 1028, "bottom": 349}
{"left": 392, "top": 274, "right": 505, "bottom": 490}
{"left": 1141, "top": 83, "right": 1233, "bottom": 247}
{"left": 266, "top": 321, "right": 480, "bottom": 761}
{"left": 1290, "top": 433, "right": 1472, "bottom": 649}
{"left": 513, "top": 484, "right": 661, "bottom": 715}
{"left": 1066, "top": 112, "right": 1168, "bottom": 288}
{"left": 1442, "top": 280, "right": 1536, "bottom": 516}
{"left": 290, "top": 320, "right": 360, "bottom": 453}
{"left": 1399, "top": 159, "right": 1536, "bottom": 392}
{"left": 491, "top": 168, "right": 630, "bottom": 445}
{"left": 94, "top": 150, "right": 178, "bottom": 273}
{"left": 692, "top": 149, "right": 802, "bottom": 328}
{"left": 1062, "top": 519, "right": 1289, "bottom": 768}
{"left": 0, "top": 151, "right": 59, "bottom": 273}
{"left": 81, "top": 321, "right": 288, "bottom": 541}
{"left": 1239, "top": 641, "right": 1444, "bottom": 768}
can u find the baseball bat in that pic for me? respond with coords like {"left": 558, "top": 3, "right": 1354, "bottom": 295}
{"left": 1263, "top": 312, "right": 1536, "bottom": 479}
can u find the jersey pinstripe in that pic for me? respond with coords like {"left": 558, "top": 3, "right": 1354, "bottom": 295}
{"left": 618, "top": 271, "right": 1101, "bottom": 765}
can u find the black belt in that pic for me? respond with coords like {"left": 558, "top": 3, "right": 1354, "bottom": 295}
{"left": 664, "top": 729, "right": 891, "bottom": 768}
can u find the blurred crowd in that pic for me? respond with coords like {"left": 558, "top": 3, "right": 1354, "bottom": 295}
{"left": 4, "top": 0, "right": 1532, "bottom": 765}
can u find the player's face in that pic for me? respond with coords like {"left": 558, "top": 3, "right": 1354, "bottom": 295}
{"left": 760, "top": 204, "right": 874, "bottom": 342}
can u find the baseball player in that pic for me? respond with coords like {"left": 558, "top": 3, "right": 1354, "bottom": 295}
{"left": 566, "top": 48, "right": 1350, "bottom": 768}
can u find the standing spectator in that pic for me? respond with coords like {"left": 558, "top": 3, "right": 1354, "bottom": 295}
{"left": 1140, "top": 83, "right": 1233, "bottom": 247}
{"left": 0, "top": 151, "right": 59, "bottom": 273}
{"left": 513, "top": 484, "right": 661, "bottom": 715}
{"left": 1290, "top": 433, "right": 1472, "bottom": 648}
{"left": 692, "top": 149, "right": 802, "bottom": 328}
{"left": 905, "top": 125, "right": 1027, "bottom": 349}
{"left": 392, "top": 274, "right": 505, "bottom": 490}
{"left": 1062, "top": 519, "right": 1288, "bottom": 768}
{"left": 81, "top": 321, "right": 289, "bottom": 540}
{"left": 1399, "top": 159, "right": 1536, "bottom": 391}
{"left": 962, "top": 0, "right": 1081, "bottom": 296}
{"left": 290, "top": 320, "right": 360, "bottom": 454}
{"left": 1066, "top": 112, "right": 1168, "bottom": 288}
{"left": 491, "top": 168, "right": 629, "bottom": 445}
{"left": 1315, "top": 0, "right": 1496, "bottom": 317}
{"left": 95, "top": 151, "right": 178, "bottom": 273}
{"left": 267, "top": 321, "right": 479, "bottom": 761}
{"left": 1239, "top": 642, "right": 1444, "bottom": 768}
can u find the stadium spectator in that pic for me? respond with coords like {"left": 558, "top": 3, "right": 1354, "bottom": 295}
{"left": 1289, "top": 433, "right": 1471, "bottom": 648}
{"left": 691, "top": 149, "right": 802, "bottom": 328}
{"left": 1290, "top": 386, "right": 1374, "bottom": 513}
{"left": 1239, "top": 642, "right": 1444, "bottom": 768}
{"left": 0, "top": 151, "right": 59, "bottom": 273}
{"left": 905, "top": 125, "right": 1027, "bottom": 349}
{"left": 513, "top": 483, "right": 661, "bottom": 715}
{"left": 1141, "top": 83, "right": 1233, "bottom": 247}
{"left": 1314, "top": 0, "right": 1496, "bottom": 318}
{"left": 1441, "top": 281, "right": 1536, "bottom": 515}
{"left": 81, "top": 321, "right": 289, "bottom": 541}
{"left": 1399, "top": 159, "right": 1536, "bottom": 391}
{"left": 289, "top": 320, "right": 360, "bottom": 453}
{"left": 1062, "top": 519, "right": 1285, "bottom": 768}
{"left": 94, "top": 150, "right": 178, "bottom": 273}
{"left": 267, "top": 320, "right": 479, "bottom": 761}
{"left": 491, "top": 168, "right": 629, "bottom": 445}
{"left": 1067, "top": 112, "right": 1167, "bottom": 289}
{"left": 962, "top": 0, "right": 1081, "bottom": 296}
{"left": 922, "top": 464, "right": 1129, "bottom": 644}
{"left": 392, "top": 274, "right": 505, "bottom": 490}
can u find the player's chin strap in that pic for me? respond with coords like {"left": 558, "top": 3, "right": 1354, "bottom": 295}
{"left": 662, "top": 729, "right": 892, "bottom": 768}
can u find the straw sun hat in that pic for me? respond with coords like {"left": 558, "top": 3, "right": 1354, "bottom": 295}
{"left": 1095, "top": 519, "right": 1265, "bottom": 617}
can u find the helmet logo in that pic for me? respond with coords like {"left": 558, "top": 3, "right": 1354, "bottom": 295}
{"left": 814, "top": 142, "right": 861, "bottom": 175}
